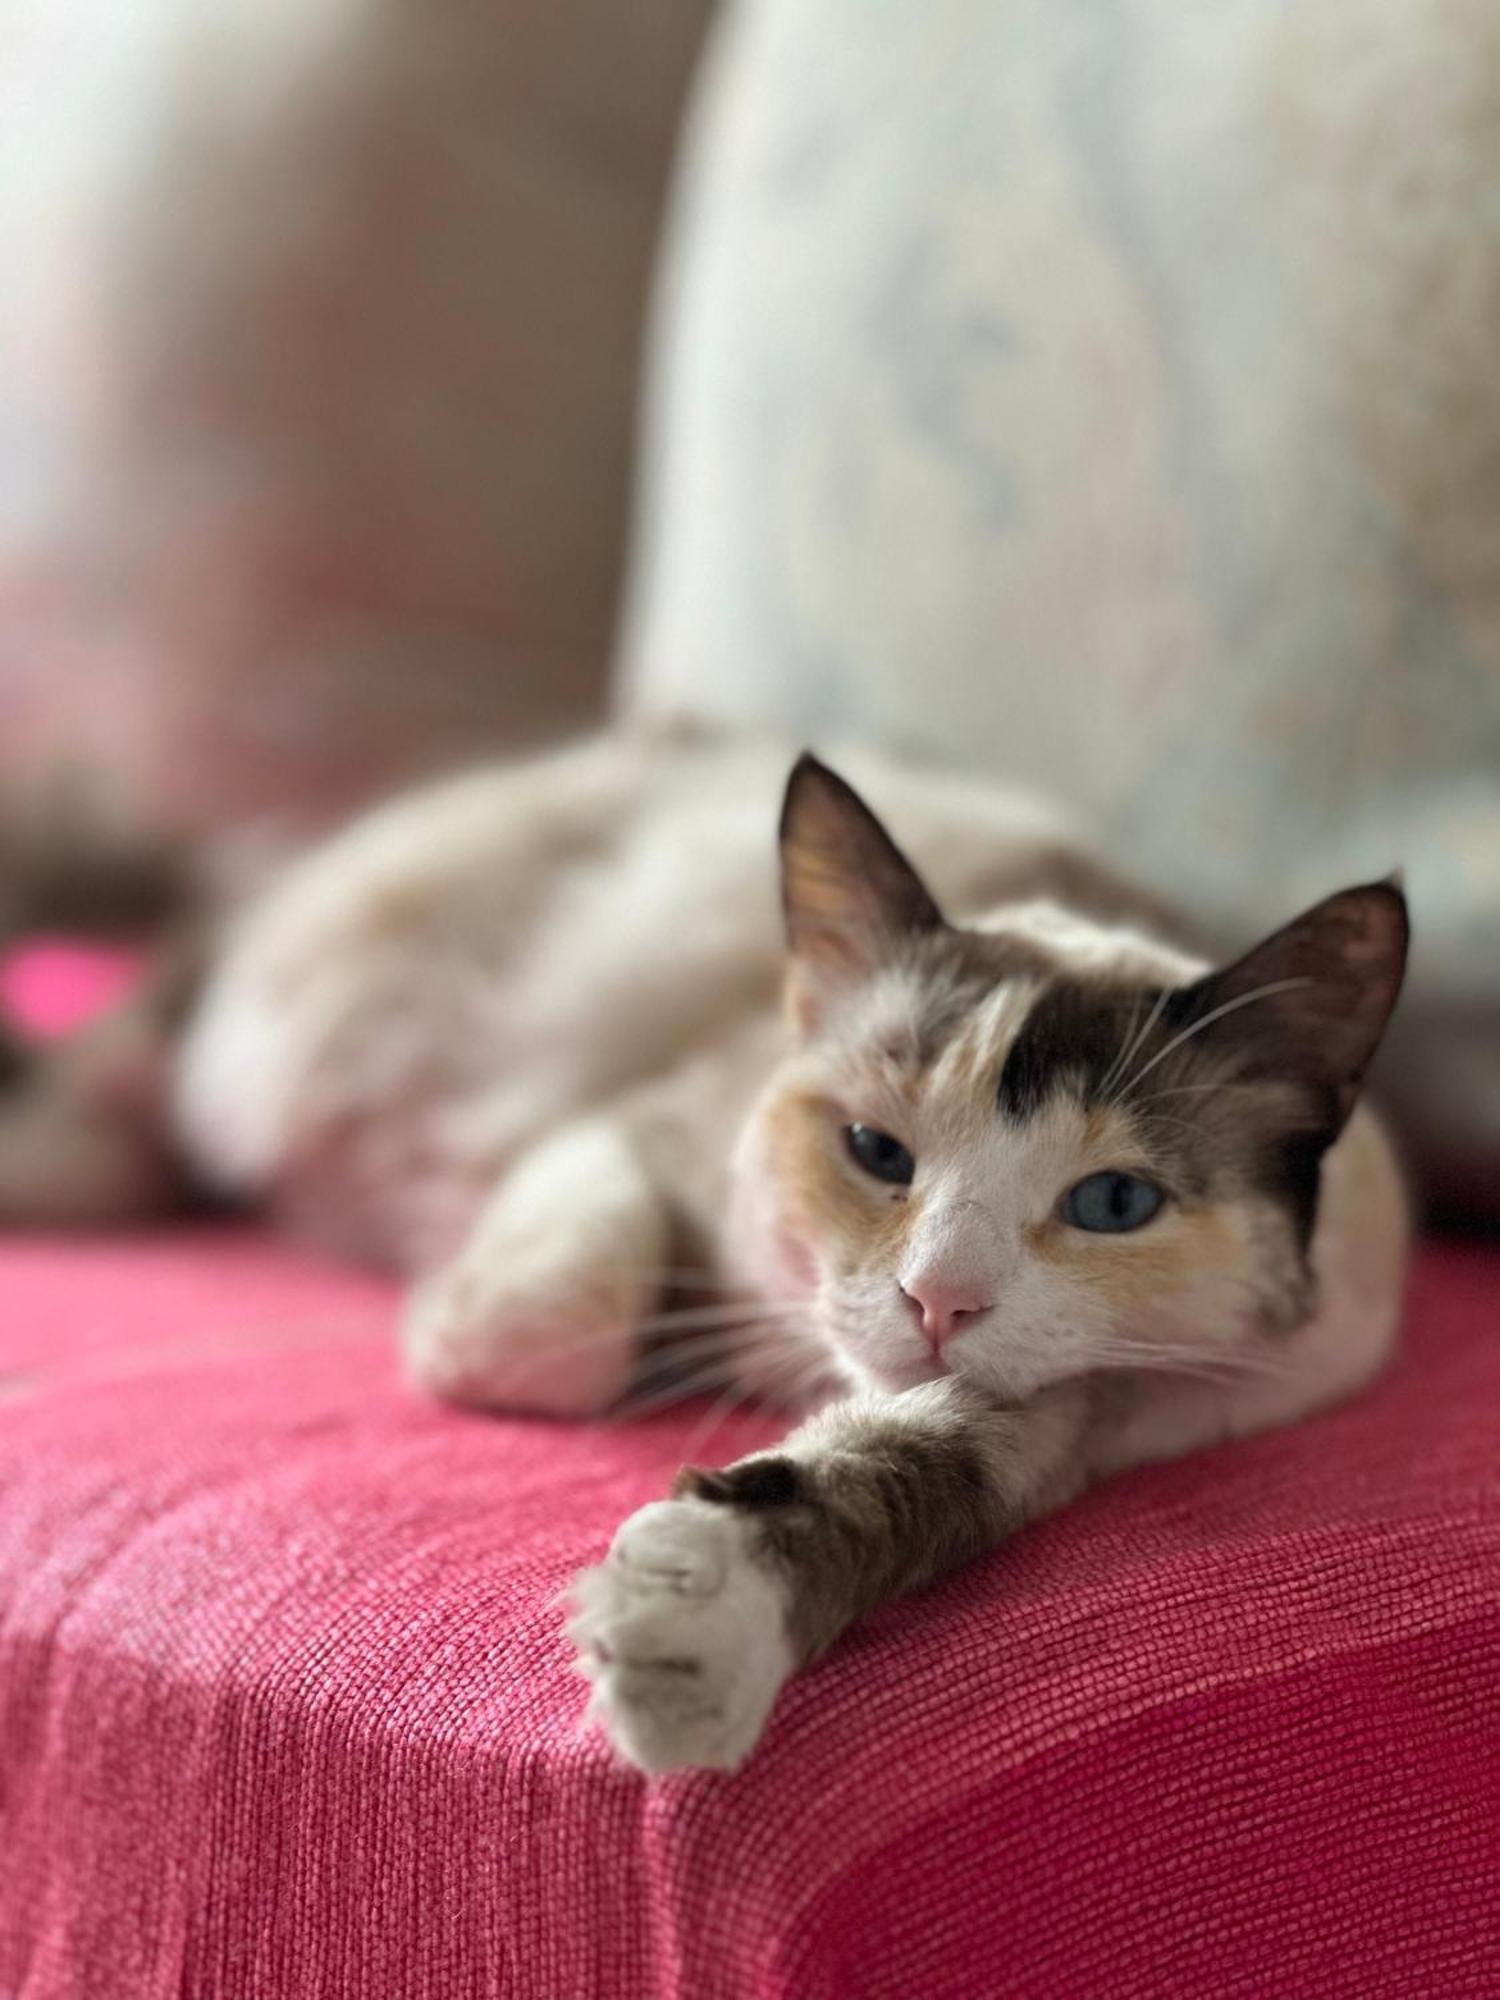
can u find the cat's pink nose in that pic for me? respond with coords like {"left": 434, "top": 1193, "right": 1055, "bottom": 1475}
{"left": 899, "top": 1277, "right": 992, "bottom": 1350}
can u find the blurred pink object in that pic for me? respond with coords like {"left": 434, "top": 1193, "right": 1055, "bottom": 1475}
{"left": 0, "top": 938, "right": 141, "bottom": 1039}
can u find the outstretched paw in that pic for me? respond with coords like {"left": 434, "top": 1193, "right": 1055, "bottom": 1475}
{"left": 568, "top": 1499, "right": 794, "bottom": 1774}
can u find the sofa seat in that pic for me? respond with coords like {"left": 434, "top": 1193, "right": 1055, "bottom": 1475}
{"left": 1, "top": 948, "right": 1497, "bottom": 1997}
{"left": 1, "top": 1223, "right": 1497, "bottom": 2000}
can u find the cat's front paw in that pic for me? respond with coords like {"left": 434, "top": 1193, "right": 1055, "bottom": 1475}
{"left": 568, "top": 1499, "right": 794, "bottom": 1775}
{"left": 402, "top": 1264, "right": 637, "bottom": 1418}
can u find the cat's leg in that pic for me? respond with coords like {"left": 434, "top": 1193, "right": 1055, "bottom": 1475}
{"left": 402, "top": 1113, "right": 671, "bottom": 1418}
{"left": 570, "top": 1325, "right": 1394, "bottom": 1774}
{"left": 568, "top": 1377, "right": 1094, "bottom": 1774}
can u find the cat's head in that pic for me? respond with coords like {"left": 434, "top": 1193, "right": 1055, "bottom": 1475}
{"left": 743, "top": 755, "right": 1408, "bottom": 1402}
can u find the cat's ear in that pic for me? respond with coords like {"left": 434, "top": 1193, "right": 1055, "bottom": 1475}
{"left": 779, "top": 755, "right": 946, "bottom": 1027}
{"left": 1166, "top": 880, "right": 1409, "bottom": 1130}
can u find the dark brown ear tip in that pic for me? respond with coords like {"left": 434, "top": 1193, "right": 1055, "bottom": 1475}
{"left": 1364, "top": 875, "right": 1411, "bottom": 936}
{"left": 780, "top": 751, "right": 827, "bottom": 821}
{"left": 1378, "top": 872, "right": 1411, "bottom": 945}
{"left": 1339, "top": 877, "right": 1411, "bottom": 970}
{"left": 779, "top": 751, "right": 858, "bottom": 838}
{"left": 786, "top": 750, "right": 827, "bottom": 784}
{"left": 1324, "top": 875, "right": 1408, "bottom": 918}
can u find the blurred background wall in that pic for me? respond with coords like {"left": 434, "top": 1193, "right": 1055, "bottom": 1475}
{"left": 2, "top": 0, "right": 1497, "bottom": 1214}
{"left": 0, "top": 0, "right": 710, "bottom": 834}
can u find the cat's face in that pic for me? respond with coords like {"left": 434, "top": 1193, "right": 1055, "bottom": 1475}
{"left": 742, "top": 757, "right": 1408, "bottom": 1403}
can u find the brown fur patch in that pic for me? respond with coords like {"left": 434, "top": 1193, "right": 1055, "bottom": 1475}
{"left": 676, "top": 1457, "right": 805, "bottom": 1508}
{"left": 756, "top": 1416, "right": 1009, "bottom": 1660}
{"left": 1029, "top": 1201, "right": 1251, "bottom": 1324}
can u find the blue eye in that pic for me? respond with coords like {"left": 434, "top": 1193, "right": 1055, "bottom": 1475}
{"left": 844, "top": 1123, "right": 916, "bottom": 1185}
{"left": 1062, "top": 1171, "right": 1166, "bottom": 1234}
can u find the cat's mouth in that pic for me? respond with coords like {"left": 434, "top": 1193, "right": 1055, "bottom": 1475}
{"left": 841, "top": 1341, "right": 952, "bottom": 1395}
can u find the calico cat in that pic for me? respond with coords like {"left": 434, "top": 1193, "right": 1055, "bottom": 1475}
{"left": 0, "top": 729, "right": 1409, "bottom": 1773}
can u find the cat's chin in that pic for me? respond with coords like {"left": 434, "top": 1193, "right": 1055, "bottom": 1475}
{"left": 842, "top": 1350, "right": 951, "bottom": 1396}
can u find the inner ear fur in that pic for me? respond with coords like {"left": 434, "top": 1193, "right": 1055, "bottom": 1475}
{"left": 778, "top": 755, "right": 946, "bottom": 1026}
{"left": 1163, "top": 881, "right": 1409, "bottom": 1131}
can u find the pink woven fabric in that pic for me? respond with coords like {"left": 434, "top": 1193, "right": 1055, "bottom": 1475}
{"left": 1, "top": 949, "right": 1497, "bottom": 1995}
{"left": 2, "top": 1232, "right": 1496, "bottom": 1999}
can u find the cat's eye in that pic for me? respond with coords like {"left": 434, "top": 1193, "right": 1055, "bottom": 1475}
{"left": 1062, "top": 1171, "right": 1166, "bottom": 1234}
{"left": 844, "top": 1123, "right": 916, "bottom": 1186}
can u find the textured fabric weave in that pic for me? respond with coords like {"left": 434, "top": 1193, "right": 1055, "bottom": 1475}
{"left": 2, "top": 1233, "right": 1496, "bottom": 1999}
{"left": 1, "top": 950, "right": 1497, "bottom": 1996}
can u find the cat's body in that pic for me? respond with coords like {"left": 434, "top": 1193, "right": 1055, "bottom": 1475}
{"left": 176, "top": 732, "right": 1087, "bottom": 1264}
{"left": 3, "top": 728, "right": 1410, "bottom": 1773}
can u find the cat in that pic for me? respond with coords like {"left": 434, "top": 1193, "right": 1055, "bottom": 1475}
{"left": 0, "top": 726, "right": 1410, "bottom": 1774}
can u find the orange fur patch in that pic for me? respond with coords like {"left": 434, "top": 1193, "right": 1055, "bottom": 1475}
{"left": 761, "top": 1088, "right": 917, "bottom": 1270}
{"left": 1029, "top": 1203, "right": 1250, "bottom": 1323}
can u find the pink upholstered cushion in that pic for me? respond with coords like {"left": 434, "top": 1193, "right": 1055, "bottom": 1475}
{"left": 2, "top": 1231, "right": 1497, "bottom": 1998}
{"left": 1, "top": 948, "right": 1497, "bottom": 1995}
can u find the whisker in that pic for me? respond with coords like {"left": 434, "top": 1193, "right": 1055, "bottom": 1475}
{"left": 1114, "top": 979, "right": 1312, "bottom": 1105}
{"left": 632, "top": 1328, "right": 760, "bottom": 1379}
{"left": 1097, "top": 986, "right": 1147, "bottom": 1102}
{"left": 596, "top": 1265, "right": 765, "bottom": 1296}
{"left": 1126, "top": 1082, "right": 1267, "bottom": 1107}
{"left": 765, "top": 1352, "right": 846, "bottom": 1412}
{"left": 443, "top": 1303, "right": 794, "bottom": 1389}
{"left": 616, "top": 1308, "right": 829, "bottom": 1424}
{"left": 612, "top": 1363, "right": 746, "bottom": 1423}
{"left": 462, "top": 1311, "right": 793, "bottom": 1404}
{"left": 675, "top": 1375, "right": 763, "bottom": 1465}
{"left": 1103, "top": 985, "right": 1173, "bottom": 1107}
{"left": 1111, "top": 1109, "right": 1213, "bottom": 1141}
{"left": 635, "top": 1300, "right": 806, "bottom": 1337}
{"left": 633, "top": 1320, "right": 815, "bottom": 1385}
{"left": 1081, "top": 1339, "right": 1293, "bottom": 1383}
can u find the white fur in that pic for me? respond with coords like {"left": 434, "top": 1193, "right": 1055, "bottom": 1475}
{"left": 733, "top": 893, "right": 1404, "bottom": 1420}
{"left": 824, "top": 1083, "right": 1226, "bottom": 1400}
{"left": 160, "top": 731, "right": 1409, "bottom": 1777}
{"left": 173, "top": 734, "right": 1407, "bottom": 1442}
{"left": 175, "top": 734, "right": 1092, "bottom": 1267}
{"left": 568, "top": 1500, "right": 796, "bottom": 1774}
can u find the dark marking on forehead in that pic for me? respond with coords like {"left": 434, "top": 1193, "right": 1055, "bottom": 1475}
{"left": 905, "top": 910, "right": 1372, "bottom": 1275}
{"left": 996, "top": 981, "right": 1147, "bottom": 1121}
{"left": 995, "top": 969, "right": 1346, "bottom": 1252}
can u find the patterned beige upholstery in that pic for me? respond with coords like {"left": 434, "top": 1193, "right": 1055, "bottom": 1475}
{"left": 622, "top": 0, "right": 1500, "bottom": 1215}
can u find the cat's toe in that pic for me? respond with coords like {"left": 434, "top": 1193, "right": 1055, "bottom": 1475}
{"left": 568, "top": 1500, "right": 794, "bottom": 1774}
